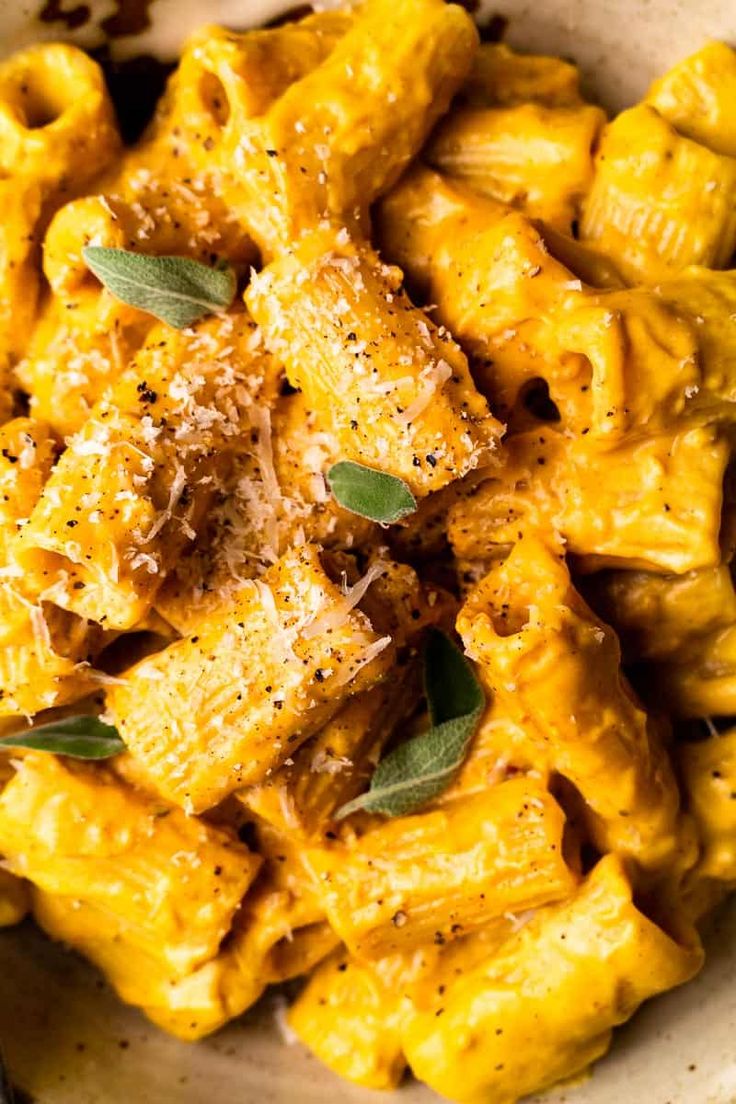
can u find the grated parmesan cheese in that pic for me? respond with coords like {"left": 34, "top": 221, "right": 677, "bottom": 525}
{"left": 301, "top": 560, "right": 386, "bottom": 640}
{"left": 310, "top": 749, "right": 353, "bottom": 774}
{"left": 142, "top": 464, "right": 188, "bottom": 544}
{"left": 329, "top": 634, "right": 392, "bottom": 688}
{"left": 395, "top": 358, "right": 453, "bottom": 426}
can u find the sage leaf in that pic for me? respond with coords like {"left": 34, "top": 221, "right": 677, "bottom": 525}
{"left": 335, "top": 631, "right": 484, "bottom": 819}
{"left": 0, "top": 715, "right": 125, "bottom": 760}
{"left": 424, "top": 626, "right": 484, "bottom": 725}
{"left": 327, "top": 461, "right": 416, "bottom": 523}
{"left": 82, "top": 247, "right": 236, "bottom": 329}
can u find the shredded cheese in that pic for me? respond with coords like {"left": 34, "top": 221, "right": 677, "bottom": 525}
{"left": 395, "top": 358, "right": 453, "bottom": 426}
{"left": 329, "top": 634, "right": 392, "bottom": 688}
{"left": 142, "top": 464, "right": 188, "bottom": 544}
{"left": 301, "top": 560, "right": 386, "bottom": 640}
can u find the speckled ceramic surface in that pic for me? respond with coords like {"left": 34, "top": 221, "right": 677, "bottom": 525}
{"left": 1, "top": 2, "right": 736, "bottom": 1101}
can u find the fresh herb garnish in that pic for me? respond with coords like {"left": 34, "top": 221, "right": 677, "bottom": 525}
{"left": 82, "top": 247, "right": 236, "bottom": 329}
{"left": 326, "top": 460, "right": 417, "bottom": 523}
{"left": 335, "top": 629, "right": 484, "bottom": 818}
{"left": 0, "top": 715, "right": 125, "bottom": 760}
{"left": 423, "top": 626, "right": 482, "bottom": 725}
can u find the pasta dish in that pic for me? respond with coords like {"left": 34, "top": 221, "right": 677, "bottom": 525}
{"left": 0, "top": 2, "right": 735, "bottom": 1101}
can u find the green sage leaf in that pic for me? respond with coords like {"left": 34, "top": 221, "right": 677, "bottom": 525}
{"left": 424, "top": 626, "right": 484, "bottom": 725}
{"left": 327, "top": 461, "right": 417, "bottom": 523}
{"left": 335, "top": 631, "right": 483, "bottom": 819}
{"left": 0, "top": 715, "right": 125, "bottom": 760}
{"left": 82, "top": 247, "right": 236, "bottom": 329}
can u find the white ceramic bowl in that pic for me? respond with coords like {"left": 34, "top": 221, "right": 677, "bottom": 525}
{"left": 1, "top": 2, "right": 736, "bottom": 1102}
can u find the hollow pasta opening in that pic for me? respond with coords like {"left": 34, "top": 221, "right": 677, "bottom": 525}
{"left": 519, "top": 377, "right": 561, "bottom": 423}
{"left": 4, "top": 69, "right": 76, "bottom": 130}
{"left": 488, "top": 600, "right": 530, "bottom": 637}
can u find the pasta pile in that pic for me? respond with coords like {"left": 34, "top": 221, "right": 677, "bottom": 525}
{"left": 0, "top": 4, "right": 735, "bottom": 1101}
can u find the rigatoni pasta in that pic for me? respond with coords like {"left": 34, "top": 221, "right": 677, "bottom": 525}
{"left": 106, "top": 544, "right": 394, "bottom": 812}
{"left": 426, "top": 101, "right": 605, "bottom": 231}
{"left": 401, "top": 856, "right": 702, "bottom": 1104}
{"left": 246, "top": 232, "right": 500, "bottom": 496}
{"left": 580, "top": 104, "right": 736, "bottom": 282}
{"left": 457, "top": 536, "right": 683, "bottom": 868}
{"left": 0, "top": 753, "right": 260, "bottom": 974}
{"left": 0, "top": 11, "right": 734, "bottom": 1104}
{"left": 305, "top": 776, "right": 577, "bottom": 958}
